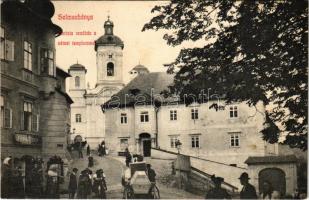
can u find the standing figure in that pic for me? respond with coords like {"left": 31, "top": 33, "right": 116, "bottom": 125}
{"left": 68, "top": 168, "right": 78, "bottom": 199}
{"left": 125, "top": 148, "right": 132, "bottom": 167}
{"left": 101, "top": 144, "right": 106, "bottom": 156}
{"left": 87, "top": 145, "right": 91, "bottom": 156}
{"left": 239, "top": 172, "right": 257, "bottom": 199}
{"left": 205, "top": 175, "right": 231, "bottom": 199}
{"left": 45, "top": 164, "right": 60, "bottom": 198}
{"left": 88, "top": 155, "right": 94, "bottom": 168}
{"left": 30, "top": 162, "right": 43, "bottom": 198}
{"left": 77, "top": 170, "right": 92, "bottom": 199}
{"left": 78, "top": 142, "right": 83, "bottom": 158}
{"left": 98, "top": 144, "right": 103, "bottom": 157}
{"left": 11, "top": 166, "right": 25, "bottom": 198}
{"left": 92, "top": 169, "right": 107, "bottom": 198}
{"left": 1, "top": 157, "right": 13, "bottom": 198}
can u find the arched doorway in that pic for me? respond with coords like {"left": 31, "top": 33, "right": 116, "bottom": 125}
{"left": 139, "top": 133, "right": 151, "bottom": 157}
{"left": 259, "top": 168, "right": 286, "bottom": 196}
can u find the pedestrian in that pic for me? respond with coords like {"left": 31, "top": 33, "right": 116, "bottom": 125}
{"left": 1, "top": 157, "right": 13, "bottom": 198}
{"left": 125, "top": 148, "right": 132, "bottom": 167}
{"left": 239, "top": 172, "right": 257, "bottom": 199}
{"left": 45, "top": 164, "right": 61, "bottom": 198}
{"left": 78, "top": 142, "right": 83, "bottom": 158}
{"left": 88, "top": 155, "right": 94, "bottom": 168}
{"left": 77, "top": 169, "right": 92, "bottom": 199}
{"left": 87, "top": 145, "right": 91, "bottom": 156}
{"left": 205, "top": 175, "right": 231, "bottom": 199}
{"left": 11, "top": 166, "right": 25, "bottom": 198}
{"left": 101, "top": 143, "right": 106, "bottom": 156}
{"left": 147, "top": 164, "right": 156, "bottom": 183}
{"left": 68, "top": 168, "right": 78, "bottom": 199}
{"left": 260, "top": 180, "right": 281, "bottom": 199}
{"left": 92, "top": 169, "right": 107, "bottom": 198}
{"left": 30, "top": 162, "right": 43, "bottom": 198}
{"left": 98, "top": 144, "right": 102, "bottom": 156}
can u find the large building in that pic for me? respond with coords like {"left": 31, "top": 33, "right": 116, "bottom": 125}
{"left": 102, "top": 70, "right": 278, "bottom": 167}
{"left": 1, "top": 0, "right": 72, "bottom": 193}
{"left": 68, "top": 17, "right": 125, "bottom": 146}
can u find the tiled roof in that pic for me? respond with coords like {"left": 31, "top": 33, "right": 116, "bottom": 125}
{"left": 245, "top": 155, "right": 298, "bottom": 165}
{"left": 102, "top": 72, "right": 175, "bottom": 109}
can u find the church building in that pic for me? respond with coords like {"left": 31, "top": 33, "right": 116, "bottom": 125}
{"left": 68, "top": 17, "right": 125, "bottom": 146}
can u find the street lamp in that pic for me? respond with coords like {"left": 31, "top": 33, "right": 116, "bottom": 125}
{"left": 175, "top": 139, "right": 182, "bottom": 154}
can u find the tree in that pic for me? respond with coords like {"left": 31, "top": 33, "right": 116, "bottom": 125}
{"left": 143, "top": 1, "right": 308, "bottom": 150}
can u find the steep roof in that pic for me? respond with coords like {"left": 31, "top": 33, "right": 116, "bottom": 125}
{"left": 102, "top": 72, "right": 175, "bottom": 109}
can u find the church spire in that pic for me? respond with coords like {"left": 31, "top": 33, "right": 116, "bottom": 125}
{"left": 104, "top": 15, "right": 114, "bottom": 35}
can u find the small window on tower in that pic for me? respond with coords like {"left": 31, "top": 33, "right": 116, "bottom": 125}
{"left": 107, "top": 62, "right": 114, "bottom": 76}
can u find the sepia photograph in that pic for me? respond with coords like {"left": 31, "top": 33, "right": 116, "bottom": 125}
{"left": 0, "top": 0, "right": 308, "bottom": 199}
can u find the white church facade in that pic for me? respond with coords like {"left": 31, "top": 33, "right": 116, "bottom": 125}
{"left": 68, "top": 17, "right": 125, "bottom": 147}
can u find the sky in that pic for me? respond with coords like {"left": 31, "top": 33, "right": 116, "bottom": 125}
{"left": 52, "top": 1, "right": 186, "bottom": 87}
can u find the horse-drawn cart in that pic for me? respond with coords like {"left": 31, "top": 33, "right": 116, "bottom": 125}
{"left": 122, "top": 162, "right": 160, "bottom": 199}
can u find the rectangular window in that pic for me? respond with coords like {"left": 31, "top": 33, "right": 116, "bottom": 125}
{"left": 230, "top": 133, "right": 240, "bottom": 147}
{"left": 191, "top": 108, "right": 198, "bottom": 120}
{"left": 191, "top": 135, "right": 200, "bottom": 148}
{"left": 24, "top": 41, "right": 32, "bottom": 71}
{"left": 41, "top": 48, "right": 55, "bottom": 76}
{"left": 4, "top": 108, "right": 12, "bottom": 128}
{"left": 32, "top": 114, "right": 39, "bottom": 132}
{"left": 120, "top": 113, "right": 127, "bottom": 124}
{"left": 229, "top": 106, "right": 238, "bottom": 118}
{"left": 0, "top": 95, "right": 4, "bottom": 128}
{"left": 170, "top": 110, "right": 177, "bottom": 121}
{"left": 0, "top": 27, "right": 4, "bottom": 60}
{"left": 23, "top": 101, "right": 33, "bottom": 131}
{"left": 140, "top": 111, "right": 149, "bottom": 122}
{"left": 0, "top": 27, "right": 14, "bottom": 61}
{"left": 170, "top": 136, "right": 178, "bottom": 148}
{"left": 76, "top": 114, "right": 81, "bottom": 123}
{"left": 120, "top": 138, "right": 128, "bottom": 151}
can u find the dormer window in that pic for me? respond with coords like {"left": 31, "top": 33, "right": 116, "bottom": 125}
{"left": 107, "top": 62, "right": 114, "bottom": 76}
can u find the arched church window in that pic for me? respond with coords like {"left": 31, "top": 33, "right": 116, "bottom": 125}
{"left": 75, "top": 76, "right": 80, "bottom": 87}
{"left": 107, "top": 62, "right": 114, "bottom": 76}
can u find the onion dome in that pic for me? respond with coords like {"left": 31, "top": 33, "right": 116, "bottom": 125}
{"left": 95, "top": 16, "right": 124, "bottom": 51}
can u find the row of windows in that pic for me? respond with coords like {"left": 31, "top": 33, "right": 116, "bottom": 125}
{"left": 0, "top": 96, "right": 39, "bottom": 132}
{"left": 169, "top": 133, "right": 240, "bottom": 149}
{"left": 1, "top": 27, "right": 55, "bottom": 76}
{"left": 118, "top": 106, "right": 238, "bottom": 124}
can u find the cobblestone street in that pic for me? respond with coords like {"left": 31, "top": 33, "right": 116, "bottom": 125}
{"left": 62, "top": 152, "right": 203, "bottom": 199}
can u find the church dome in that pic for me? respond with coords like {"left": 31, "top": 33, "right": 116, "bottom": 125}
{"left": 68, "top": 63, "right": 87, "bottom": 73}
{"left": 95, "top": 35, "right": 124, "bottom": 50}
{"left": 130, "top": 64, "right": 149, "bottom": 74}
{"left": 95, "top": 16, "right": 124, "bottom": 51}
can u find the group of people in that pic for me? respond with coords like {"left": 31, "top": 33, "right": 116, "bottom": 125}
{"left": 68, "top": 167, "right": 107, "bottom": 199}
{"left": 1, "top": 156, "right": 57, "bottom": 199}
{"left": 205, "top": 172, "right": 288, "bottom": 199}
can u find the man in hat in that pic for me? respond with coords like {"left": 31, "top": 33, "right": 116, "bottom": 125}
{"left": 205, "top": 175, "right": 231, "bottom": 199}
{"left": 68, "top": 168, "right": 78, "bottom": 199}
{"left": 239, "top": 172, "right": 257, "bottom": 199}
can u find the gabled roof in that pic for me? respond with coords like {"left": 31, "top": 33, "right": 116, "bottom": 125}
{"left": 245, "top": 155, "right": 298, "bottom": 165}
{"left": 102, "top": 72, "right": 175, "bottom": 109}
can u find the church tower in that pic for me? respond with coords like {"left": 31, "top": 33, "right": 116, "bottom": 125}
{"left": 95, "top": 16, "right": 124, "bottom": 88}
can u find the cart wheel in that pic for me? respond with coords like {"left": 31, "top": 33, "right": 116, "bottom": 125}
{"left": 151, "top": 185, "right": 160, "bottom": 199}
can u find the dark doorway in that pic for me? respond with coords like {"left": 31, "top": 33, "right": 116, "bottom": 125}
{"left": 143, "top": 140, "right": 151, "bottom": 157}
{"left": 259, "top": 168, "right": 286, "bottom": 196}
